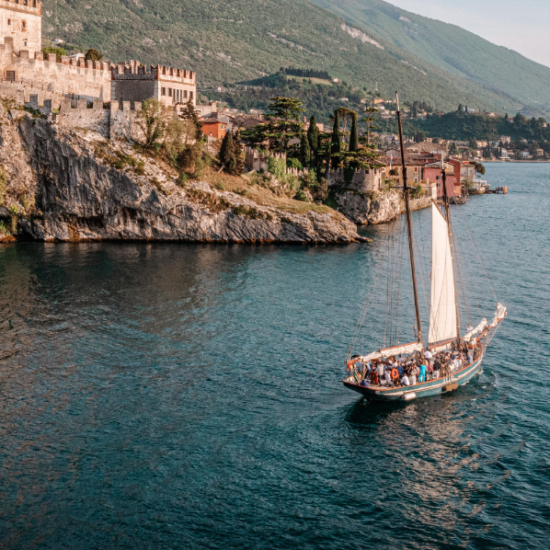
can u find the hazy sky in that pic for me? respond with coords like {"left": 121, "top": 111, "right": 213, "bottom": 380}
{"left": 388, "top": 0, "right": 550, "bottom": 68}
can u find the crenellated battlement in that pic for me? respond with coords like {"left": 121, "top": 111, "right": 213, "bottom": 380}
{"left": 156, "top": 64, "right": 195, "bottom": 84}
{"left": 111, "top": 61, "right": 195, "bottom": 84}
{"left": 0, "top": 0, "right": 42, "bottom": 17}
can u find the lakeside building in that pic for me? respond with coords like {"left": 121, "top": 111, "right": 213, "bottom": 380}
{"left": 0, "top": 1, "right": 196, "bottom": 106}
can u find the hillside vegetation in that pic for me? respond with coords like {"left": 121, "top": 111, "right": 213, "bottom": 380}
{"left": 311, "top": 0, "right": 550, "bottom": 116}
{"left": 42, "top": 0, "right": 528, "bottom": 114}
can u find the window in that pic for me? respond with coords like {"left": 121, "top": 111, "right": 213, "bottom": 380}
{"left": 184, "top": 90, "right": 188, "bottom": 99}
{"left": 23, "top": 0, "right": 28, "bottom": 5}
{"left": 161, "top": 87, "right": 166, "bottom": 96}
{"left": 190, "top": 91, "right": 194, "bottom": 101}
{"left": 23, "top": 40, "right": 27, "bottom": 46}
{"left": 5, "top": 71, "right": 16, "bottom": 82}
{"left": 221, "top": 125, "right": 224, "bottom": 129}
{"left": 168, "top": 88, "right": 172, "bottom": 97}
{"left": 22, "top": 21, "right": 27, "bottom": 31}
{"left": 7, "top": 19, "right": 11, "bottom": 26}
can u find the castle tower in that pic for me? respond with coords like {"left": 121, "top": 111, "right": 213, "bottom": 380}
{"left": 0, "top": 0, "right": 42, "bottom": 57}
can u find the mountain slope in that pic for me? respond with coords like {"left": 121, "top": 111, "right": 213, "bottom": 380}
{"left": 41, "top": 0, "right": 524, "bottom": 113}
{"left": 310, "top": 0, "right": 550, "bottom": 115}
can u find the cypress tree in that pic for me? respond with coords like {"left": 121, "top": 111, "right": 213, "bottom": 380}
{"left": 349, "top": 112, "right": 359, "bottom": 153}
{"left": 233, "top": 130, "right": 245, "bottom": 176}
{"left": 307, "top": 116, "right": 319, "bottom": 153}
{"left": 219, "top": 131, "right": 237, "bottom": 174}
{"left": 300, "top": 133, "right": 311, "bottom": 167}
{"left": 330, "top": 109, "right": 342, "bottom": 167}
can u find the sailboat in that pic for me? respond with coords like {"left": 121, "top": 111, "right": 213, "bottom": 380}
{"left": 343, "top": 95, "right": 506, "bottom": 402}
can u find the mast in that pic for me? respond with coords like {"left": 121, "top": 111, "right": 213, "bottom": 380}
{"left": 440, "top": 160, "right": 461, "bottom": 341}
{"left": 396, "top": 93, "right": 423, "bottom": 348}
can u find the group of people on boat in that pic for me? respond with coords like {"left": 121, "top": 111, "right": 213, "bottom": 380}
{"left": 348, "top": 340, "right": 482, "bottom": 389}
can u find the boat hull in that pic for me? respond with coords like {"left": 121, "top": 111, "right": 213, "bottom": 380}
{"left": 343, "top": 357, "right": 483, "bottom": 402}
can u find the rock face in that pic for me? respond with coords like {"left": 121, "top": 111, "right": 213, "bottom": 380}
{"left": 334, "top": 189, "right": 432, "bottom": 225}
{"left": 0, "top": 109, "right": 366, "bottom": 244}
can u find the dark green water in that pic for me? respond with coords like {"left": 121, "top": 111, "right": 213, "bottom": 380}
{"left": 0, "top": 164, "right": 548, "bottom": 549}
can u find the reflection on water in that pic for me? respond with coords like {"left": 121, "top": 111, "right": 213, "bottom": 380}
{"left": 0, "top": 164, "right": 549, "bottom": 548}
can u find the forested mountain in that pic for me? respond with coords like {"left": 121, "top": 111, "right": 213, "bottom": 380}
{"left": 311, "top": 0, "right": 550, "bottom": 116}
{"left": 41, "top": 0, "right": 539, "bottom": 114}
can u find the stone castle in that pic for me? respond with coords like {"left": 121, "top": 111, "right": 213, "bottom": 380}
{"left": 0, "top": 0, "right": 196, "bottom": 115}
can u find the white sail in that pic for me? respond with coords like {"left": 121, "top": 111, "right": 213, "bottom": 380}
{"left": 429, "top": 203, "right": 458, "bottom": 344}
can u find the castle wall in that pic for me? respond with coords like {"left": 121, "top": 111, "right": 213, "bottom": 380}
{"left": 57, "top": 98, "right": 110, "bottom": 135}
{"left": 111, "top": 78, "right": 157, "bottom": 104}
{"left": 327, "top": 168, "right": 382, "bottom": 192}
{"left": 6, "top": 53, "right": 112, "bottom": 100}
{"left": 0, "top": 0, "right": 42, "bottom": 56}
{"left": 110, "top": 101, "right": 145, "bottom": 142}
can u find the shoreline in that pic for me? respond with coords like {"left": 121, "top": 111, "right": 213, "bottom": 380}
{"left": 483, "top": 160, "right": 550, "bottom": 164}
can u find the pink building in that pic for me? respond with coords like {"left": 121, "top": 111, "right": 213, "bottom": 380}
{"left": 423, "top": 163, "right": 458, "bottom": 198}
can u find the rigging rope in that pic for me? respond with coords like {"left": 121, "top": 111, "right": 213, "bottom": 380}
{"left": 452, "top": 201, "right": 498, "bottom": 304}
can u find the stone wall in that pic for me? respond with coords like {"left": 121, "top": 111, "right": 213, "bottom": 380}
{"left": 57, "top": 98, "right": 110, "bottom": 135}
{"left": 26, "top": 91, "right": 145, "bottom": 141}
{"left": 110, "top": 100, "right": 145, "bottom": 142}
{"left": 327, "top": 167, "right": 383, "bottom": 192}
{"left": 111, "top": 77, "right": 157, "bottom": 104}
{"left": 0, "top": 38, "right": 112, "bottom": 100}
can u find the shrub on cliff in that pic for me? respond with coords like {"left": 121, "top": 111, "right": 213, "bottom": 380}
{"left": 85, "top": 49, "right": 103, "bottom": 62}
{"left": 42, "top": 47, "right": 66, "bottom": 62}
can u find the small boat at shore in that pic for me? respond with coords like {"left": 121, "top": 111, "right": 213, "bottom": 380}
{"left": 343, "top": 95, "right": 506, "bottom": 402}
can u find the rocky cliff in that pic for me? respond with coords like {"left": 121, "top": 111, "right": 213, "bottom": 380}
{"left": 0, "top": 107, "right": 366, "bottom": 244}
{"left": 334, "top": 189, "right": 432, "bottom": 225}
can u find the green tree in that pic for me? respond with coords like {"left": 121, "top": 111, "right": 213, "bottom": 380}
{"left": 307, "top": 115, "right": 319, "bottom": 153}
{"left": 85, "top": 49, "right": 103, "bottom": 62}
{"left": 474, "top": 162, "right": 486, "bottom": 175}
{"left": 300, "top": 133, "right": 311, "bottom": 167}
{"left": 180, "top": 100, "right": 203, "bottom": 141}
{"left": 330, "top": 109, "right": 342, "bottom": 167}
{"left": 233, "top": 130, "right": 245, "bottom": 176}
{"left": 348, "top": 112, "right": 359, "bottom": 153}
{"left": 243, "top": 96, "right": 304, "bottom": 152}
{"left": 219, "top": 131, "right": 245, "bottom": 176}
{"left": 219, "top": 131, "right": 239, "bottom": 175}
{"left": 137, "top": 99, "right": 169, "bottom": 149}
{"left": 363, "top": 107, "right": 379, "bottom": 146}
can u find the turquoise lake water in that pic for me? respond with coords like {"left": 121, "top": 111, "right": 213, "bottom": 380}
{"left": 0, "top": 163, "right": 549, "bottom": 548}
